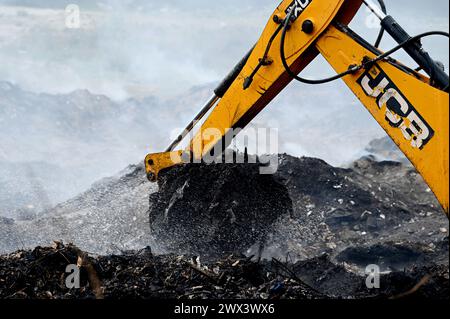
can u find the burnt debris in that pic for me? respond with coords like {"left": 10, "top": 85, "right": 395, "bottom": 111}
{"left": 1, "top": 154, "right": 448, "bottom": 300}
{"left": 0, "top": 242, "right": 447, "bottom": 300}
{"left": 148, "top": 155, "right": 448, "bottom": 262}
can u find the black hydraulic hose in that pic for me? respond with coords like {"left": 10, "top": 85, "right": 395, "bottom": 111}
{"left": 363, "top": 31, "right": 450, "bottom": 91}
{"left": 243, "top": 24, "right": 284, "bottom": 89}
{"left": 280, "top": 9, "right": 360, "bottom": 85}
{"left": 215, "top": 47, "right": 254, "bottom": 97}
{"left": 368, "top": 31, "right": 450, "bottom": 63}
{"left": 374, "top": 0, "right": 387, "bottom": 47}
{"left": 280, "top": 7, "right": 449, "bottom": 88}
{"left": 380, "top": 15, "right": 449, "bottom": 90}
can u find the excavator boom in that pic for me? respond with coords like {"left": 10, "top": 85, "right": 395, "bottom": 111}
{"left": 145, "top": 0, "right": 449, "bottom": 215}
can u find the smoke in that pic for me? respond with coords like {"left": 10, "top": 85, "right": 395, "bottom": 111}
{"left": 0, "top": 1, "right": 275, "bottom": 100}
{"left": 1, "top": 0, "right": 447, "bottom": 100}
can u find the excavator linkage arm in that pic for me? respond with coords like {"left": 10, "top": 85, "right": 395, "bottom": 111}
{"left": 316, "top": 24, "right": 449, "bottom": 214}
{"left": 145, "top": 0, "right": 449, "bottom": 215}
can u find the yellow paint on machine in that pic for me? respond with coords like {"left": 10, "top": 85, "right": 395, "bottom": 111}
{"left": 144, "top": 0, "right": 449, "bottom": 215}
{"left": 145, "top": 0, "right": 362, "bottom": 180}
{"left": 316, "top": 26, "right": 449, "bottom": 214}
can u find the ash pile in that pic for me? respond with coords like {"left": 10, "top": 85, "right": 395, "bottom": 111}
{"left": 0, "top": 144, "right": 448, "bottom": 299}
{"left": 148, "top": 154, "right": 449, "bottom": 267}
{"left": 149, "top": 162, "right": 293, "bottom": 257}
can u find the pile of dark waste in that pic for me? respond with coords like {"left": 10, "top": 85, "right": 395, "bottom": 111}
{"left": 3, "top": 153, "right": 447, "bottom": 262}
{"left": 149, "top": 163, "right": 293, "bottom": 257}
{"left": 0, "top": 242, "right": 448, "bottom": 299}
{"left": 1, "top": 152, "right": 448, "bottom": 299}
{"left": 145, "top": 155, "right": 448, "bottom": 301}
{"left": 0, "top": 243, "right": 319, "bottom": 299}
{"left": 148, "top": 155, "right": 449, "bottom": 261}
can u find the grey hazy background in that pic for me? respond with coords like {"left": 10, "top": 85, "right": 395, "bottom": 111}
{"left": 0, "top": 0, "right": 448, "bottom": 216}
{"left": 1, "top": 0, "right": 448, "bottom": 98}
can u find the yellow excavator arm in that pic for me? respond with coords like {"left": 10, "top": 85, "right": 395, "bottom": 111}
{"left": 145, "top": 0, "right": 449, "bottom": 215}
